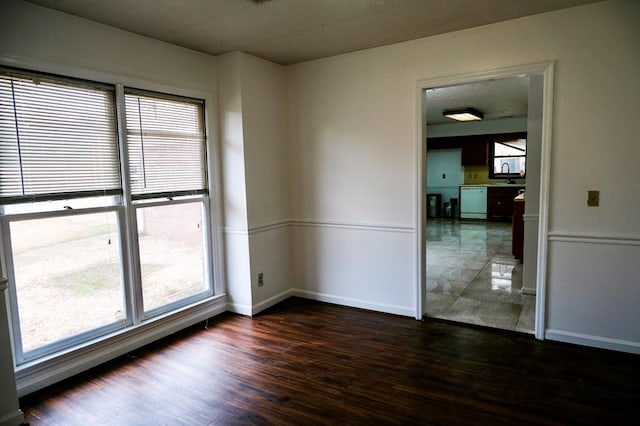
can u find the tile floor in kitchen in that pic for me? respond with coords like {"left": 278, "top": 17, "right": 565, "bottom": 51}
{"left": 426, "top": 218, "right": 535, "bottom": 333}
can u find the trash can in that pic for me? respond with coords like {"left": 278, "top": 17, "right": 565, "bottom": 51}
{"left": 450, "top": 197, "right": 458, "bottom": 219}
{"left": 427, "top": 194, "right": 441, "bottom": 218}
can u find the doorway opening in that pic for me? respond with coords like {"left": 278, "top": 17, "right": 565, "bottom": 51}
{"left": 415, "top": 63, "right": 554, "bottom": 339}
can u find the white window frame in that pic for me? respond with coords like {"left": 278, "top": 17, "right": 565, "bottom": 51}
{"left": 129, "top": 197, "right": 215, "bottom": 320}
{"left": 0, "top": 205, "right": 131, "bottom": 364}
{"left": 0, "top": 62, "right": 225, "bottom": 383}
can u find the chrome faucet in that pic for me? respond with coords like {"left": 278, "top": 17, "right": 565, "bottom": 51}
{"left": 501, "top": 162, "right": 514, "bottom": 183}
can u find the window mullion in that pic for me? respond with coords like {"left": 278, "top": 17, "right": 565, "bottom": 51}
{"left": 115, "top": 84, "right": 144, "bottom": 325}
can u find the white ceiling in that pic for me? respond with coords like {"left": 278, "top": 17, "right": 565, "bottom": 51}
{"left": 24, "top": 0, "right": 601, "bottom": 65}
{"left": 426, "top": 76, "right": 530, "bottom": 125}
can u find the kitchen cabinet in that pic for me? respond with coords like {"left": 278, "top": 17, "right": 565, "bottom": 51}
{"left": 461, "top": 141, "right": 487, "bottom": 166}
{"left": 487, "top": 186, "right": 524, "bottom": 221}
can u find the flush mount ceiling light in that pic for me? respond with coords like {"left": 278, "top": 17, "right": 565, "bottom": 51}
{"left": 443, "top": 108, "right": 484, "bottom": 122}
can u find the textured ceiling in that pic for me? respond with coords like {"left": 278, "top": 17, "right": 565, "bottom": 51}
{"left": 426, "top": 77, "right": 530, "bottom": 125}
{"left": 24, "top": 0, "right": 601, "bottom": 65}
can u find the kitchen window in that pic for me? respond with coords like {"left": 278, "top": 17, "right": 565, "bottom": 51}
{"left": 0, "top": 67, "right": 215, "bottom": 364}
{"left": 489, "top": 138, "right": 527, "bottom": 180}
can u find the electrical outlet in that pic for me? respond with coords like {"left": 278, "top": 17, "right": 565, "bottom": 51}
{"left": 258, "top": 272, "right": 264, "bottom": 287}
{"left": 587, "top": 190, "right": 599, "bottom": 207}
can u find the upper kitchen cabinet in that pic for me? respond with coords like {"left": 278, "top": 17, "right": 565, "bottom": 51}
{"left": 461, "top": 141, "right": 487, "bottom": 166}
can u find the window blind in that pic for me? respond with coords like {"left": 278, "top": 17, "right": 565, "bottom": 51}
{"left": 124, "top": 89, "right": 207, "bottom": 200}
{"left": 0, "top": 69, "right": 121, "bottom": 203}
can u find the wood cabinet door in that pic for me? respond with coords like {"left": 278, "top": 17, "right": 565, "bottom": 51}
{"left": 461, "top": 141, "right": 487, "bottom": 166}
{"left": 487, "top": 187, "right": 522, "bottom": 221}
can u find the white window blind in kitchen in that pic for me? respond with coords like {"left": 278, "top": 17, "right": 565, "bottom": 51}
{"left": 124, "top": 89, "right": 207, "bottom": 200}
{"left": 0, "top": 69, "right": 121, "bottom": 203}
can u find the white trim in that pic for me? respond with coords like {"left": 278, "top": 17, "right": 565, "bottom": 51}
{"left": 534, "top": 61, "right": 555, "bottom": 341}
{"left": 415, "top": 83, "right": 426, "bottom": 320}
{"left": 226, "top": 302, "right": 252, "bottom": 316}
{"left": 223, "top": 221, "right": 289, "bottom": 235}
{"left": 293, "top": 289, "right": 415, "bottom": 317}
{"left": 15, "top": 296, "right": 226, "bottom": 397}
{"left": 0, "top": 409, "right": 24, "bottom": 426}
{"left": 417, "top": 61, "right": 555, "bottom": 340}
{"left": 223, "top": 228, "right": 250, "bottom": 235}
{"left": 291, "top": 219, "right": 414, "bottom": 234}
{"left": 251, "top": 289, "right": 294, "bottom": 316}
{"left": 548, "top": 232, "right": 640, "bottom": 246}
{"left": 545, "top": 329, "right": 640, "bottom": 355}
{"left": 249, "top": 221, "right": 290, "bottom": 235}
{"left": 522, "top": 213, "right": 539, "bottom": 222}
{"left": 0, "top": 204, "right": 121, "bottom": 222}
{"left": 224, "top": 219, "right": 415, "bottom": 235}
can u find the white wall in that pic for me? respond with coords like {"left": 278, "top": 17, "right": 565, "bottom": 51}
{"left": 217, "top": 52, "right": 253, "bottom": 313}
{"left": 426, "top": 149, "right": 464, "bottom": 208}
{"left": 0, "top": 0, "right": 216, "bottom": 92}
{"left": 287, "top": 0, "right": 640, "bottom": 352}
{"left": 427, "top": 117, "right": 527, "bottom": 138}
{"left": 218, "top": 52, "right": 292, "bottom": 315}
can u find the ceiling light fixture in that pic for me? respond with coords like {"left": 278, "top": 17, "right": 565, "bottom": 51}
{"left": 443, "top": 108, "right": 484, "bottom": 122}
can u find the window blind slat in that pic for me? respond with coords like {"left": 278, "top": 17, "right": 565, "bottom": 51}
{"left": 0, "top": 72, "right": 121, "bottom": 201}
{"left": 124, "top": 90, "right": 207, "bottom": 199}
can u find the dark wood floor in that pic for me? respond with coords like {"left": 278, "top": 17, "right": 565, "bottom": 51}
{"left": 20, "top": 297, "right": 640, "bottom": 425}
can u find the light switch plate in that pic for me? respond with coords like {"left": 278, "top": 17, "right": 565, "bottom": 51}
{"left": 587, "top": 190, "right": 599, "bottom": 207}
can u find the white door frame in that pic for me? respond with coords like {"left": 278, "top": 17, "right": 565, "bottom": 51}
{"left": 414, "top": 62, "right": 554, "bottom": 340}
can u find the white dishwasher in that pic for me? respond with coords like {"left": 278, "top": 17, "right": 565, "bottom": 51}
{"left": 460, "top": 186, "right": 487, "bottom": 219}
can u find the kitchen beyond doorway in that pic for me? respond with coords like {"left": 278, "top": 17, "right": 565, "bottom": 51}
{"left": 420, "top": 64, "right": 551, "bottom": 335}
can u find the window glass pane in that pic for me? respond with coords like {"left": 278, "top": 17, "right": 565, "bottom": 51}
{"left": 492, "top": 157, "right": 526, "bottom": 177}
{"left": 9, "top": 212, "right": 124, "bottom": 353}
{"left": 0, "top": 70, "right": 120, "bottom": 203}
{"left": 136, "top": 202, "right": 208, "bottom": 312}
{"left": 491, "top": 139, "right": 526, "bottom": 178}
{"left": 125, "top": 90, "right": 206, "bottom": 199}
{"left": 494, "top": 139, "right": 526, "bottom": 157}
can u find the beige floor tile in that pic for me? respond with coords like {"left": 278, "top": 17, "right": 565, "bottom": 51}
{"left": 426, "top": 218, "right": 536, "bottom": 333}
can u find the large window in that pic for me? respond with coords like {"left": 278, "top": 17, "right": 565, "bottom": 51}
{"left": 0, "top": 68, "right": 214, "bottom": 364}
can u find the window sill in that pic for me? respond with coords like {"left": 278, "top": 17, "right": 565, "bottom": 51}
{"left": 15, "top": 294, "right": 227, "bottom": 397}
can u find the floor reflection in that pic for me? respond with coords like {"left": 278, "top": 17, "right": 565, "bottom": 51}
{"left": 426, "top": 218, "right": 535, "bottom": 333}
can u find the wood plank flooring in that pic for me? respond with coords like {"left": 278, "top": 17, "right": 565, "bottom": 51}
{"left": 20, "top": 297, "right": 640, "bottom": 425}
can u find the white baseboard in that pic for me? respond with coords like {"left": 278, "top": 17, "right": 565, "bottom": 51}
{"left": 16, "top": 296, "right": 227, "bottom": 397}
{"left": 252, "top": 289, "right": 294, "bottom": 315}
{"left": 522, "top": 286, "right": 536, "bottom": 295}
{"left": 226, "top": 303, "right": 252, "bottom": 316}
{"left": 293, "top": 288, "right": 415, "bottom": 317}
{"left": 545, "top": 329, "right": 640, "bottom": 354}
{"left": 0, "top": 409, "right": 24, "bottom": 426}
